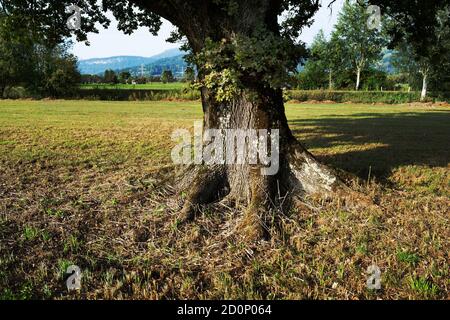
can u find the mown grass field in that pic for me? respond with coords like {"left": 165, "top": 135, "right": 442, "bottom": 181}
{"left": 0, "top": 100, "right": 448, "bottom": 300}
{"left": 80, "top": 82, "right": 186, "bottom": 91}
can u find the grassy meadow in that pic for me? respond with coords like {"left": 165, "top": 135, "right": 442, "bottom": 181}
{"left": 0, "top": 100, "right": 448, "bottom": 299}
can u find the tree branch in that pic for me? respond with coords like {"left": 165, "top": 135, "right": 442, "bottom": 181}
{"left": 128, "top": 0, "right": 178, "bottom": 23}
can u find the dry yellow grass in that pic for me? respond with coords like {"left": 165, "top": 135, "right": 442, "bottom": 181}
{"left": 0, "top": 100, "right": 448, "bottom": 299}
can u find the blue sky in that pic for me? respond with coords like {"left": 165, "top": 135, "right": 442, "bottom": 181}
{"left": 72, "top": 0, "right": 344, "bottom": 60}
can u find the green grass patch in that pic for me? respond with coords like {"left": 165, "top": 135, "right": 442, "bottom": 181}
{"left": 408, "top": 276, "right": 439, "bottom": 298}
{"left": 396, "top": 251, "right": 420, "bottom": 266}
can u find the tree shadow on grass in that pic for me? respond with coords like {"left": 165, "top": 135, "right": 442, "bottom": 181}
{"left": 289, "top": 111, "right": 450, "bottom": 180}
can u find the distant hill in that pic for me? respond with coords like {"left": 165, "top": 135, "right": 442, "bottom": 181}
{"left": 120, "top": 55, "right": 188, "bottom": 78}
{"left": 80, "top": 46, "right": 395, "bottom": 78}
{"left": 78, "top": 48, "right": 183, "bottom": 75}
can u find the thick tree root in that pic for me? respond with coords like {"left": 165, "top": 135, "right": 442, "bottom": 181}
{"left": 236, "top": 167, "right": 274, "bottom": 241}
{"left": 178, "top": 165, "right": 229, "bottom": 223}
{"left": 287, "top": 140, "right": 374, "bottom": 209}
{"left": 176, "top": 140, "right": 370, "bottom": 240}
{"left": 286, "top": 140, "right": 341, "bottom": 196}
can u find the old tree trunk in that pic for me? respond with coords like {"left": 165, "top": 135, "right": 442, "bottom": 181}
{"left": 164, "top": 1, "right": 348, "bottom": 240}
{"left": 179, "top": 86, "right": 342, "bottom": 239}
{"left": 420, "top": 69, "right": 429, "bottom": 101}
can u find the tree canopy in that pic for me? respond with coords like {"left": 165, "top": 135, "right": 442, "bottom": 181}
{"left": 0, "top": 10, "right": 80, "bottom": 97}
{"left": 332, "top": 0, "right": 387, "bottom": 90}
{"left": 2, "top": 0, "right": 447, "bottom": 98}
{"left": 368, "top": 0, "right": 450, "bottom": 56}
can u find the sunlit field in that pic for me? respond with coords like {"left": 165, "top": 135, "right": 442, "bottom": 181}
{"left": 0, "top": 100, "right": 448, "bottom": 299}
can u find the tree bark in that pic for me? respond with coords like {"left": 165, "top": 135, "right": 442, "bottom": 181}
{"left": 355, "top": 67, "right": 362, "bottom": 91}
{"left": 178, "top": 86, "right": 342, "bottom": 239}
{"left": 420, "top": 71, "right": 428, "bottom": 101}
{"left": 329, "top": 69, "right": 333, "bottom": 90}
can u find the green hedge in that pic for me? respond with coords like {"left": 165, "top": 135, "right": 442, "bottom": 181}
{"left": 2, "top": 86, "right": 28, "bottom": 99}
{"left": 77, "top": 89, "right": 449, "bottom": 103}
{"left": 287, "top": 90, "right": 425, "bottom": 104}
{"left": 2, "top": 87, "right": 449, "bottom": 103}
{"left": 75, "top": 88, "right": 201, "bottom": 101}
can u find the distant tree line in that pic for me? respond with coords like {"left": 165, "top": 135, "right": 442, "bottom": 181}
{"left": 0, "top": 11, "right": 80, "bottom": 98}
{"left": 296, "top": 1, "right": 450, "bottom": 100}
{"left": 1, "top": 0, "right": 448, "bottom": 101}
{"left": 81, "top": 67, "right": 196, "bottom": 85}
